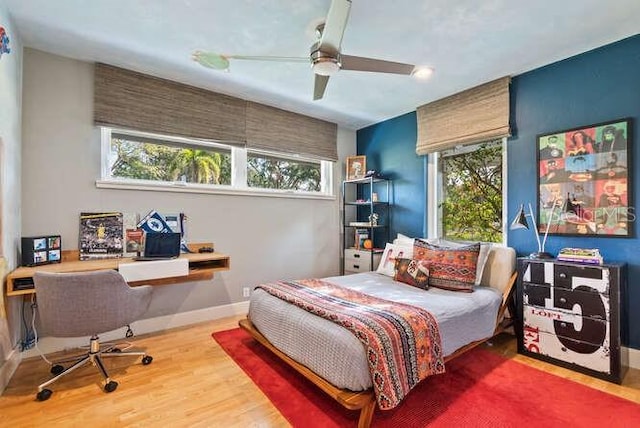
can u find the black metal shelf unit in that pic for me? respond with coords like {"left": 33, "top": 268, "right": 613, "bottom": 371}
{"left": 341, "top": 177, "right": 390, "bottom": 275}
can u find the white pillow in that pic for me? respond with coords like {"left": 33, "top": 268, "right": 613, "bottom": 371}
{"left": 392, "top": 233, "right": 415, "bottom": 246}
{"left": 376, "top": 243, "right": 414, "bottom": 277}
{"left": 393, "top": 233, "right": 440, "bottom": 246}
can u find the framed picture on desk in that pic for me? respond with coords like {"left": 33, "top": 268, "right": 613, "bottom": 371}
{"left": 21, "top": 235, "right": 62, "bottom": 266}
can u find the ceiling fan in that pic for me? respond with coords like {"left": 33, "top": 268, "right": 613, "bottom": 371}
{"left": 192, "top": 0, "right": 432, "bottom": 100}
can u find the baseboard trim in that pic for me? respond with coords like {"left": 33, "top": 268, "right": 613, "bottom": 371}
{"left": 21, "top": 301, "right": 250, "bottom": 360}
{"left": 0, "top": 348, "right": 22, "bottom": 395}
{"left": 624, "top": 345, "right": 640, "bottom": 371}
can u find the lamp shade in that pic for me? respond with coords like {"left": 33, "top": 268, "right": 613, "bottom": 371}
{"left": 510, "top": 204, "right": 529, "bottom": 230}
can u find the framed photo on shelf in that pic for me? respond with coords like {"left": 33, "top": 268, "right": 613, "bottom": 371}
{"left": 537, "top": 117, "right": 632, "bottom": 237}
{"left": 346, "top": 155, "right": 366, "bottom": 180}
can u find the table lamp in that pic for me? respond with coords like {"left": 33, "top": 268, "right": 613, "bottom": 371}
{"left": 510, "top": 202, "right": 554, "bottom": 259}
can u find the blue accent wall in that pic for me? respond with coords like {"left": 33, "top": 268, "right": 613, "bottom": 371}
{"left": 357, "top": 112, "right": 425, "bottom": 239}
{"left": 358, "top": 34, "right": 640, "bottom": 349}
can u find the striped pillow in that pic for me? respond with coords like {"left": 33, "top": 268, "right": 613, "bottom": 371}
{"left": 413, "top": 240, "right": 480, "bottom": 292}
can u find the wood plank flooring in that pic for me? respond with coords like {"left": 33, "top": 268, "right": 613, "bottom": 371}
{"left": 0, "top": 316, "right": 638, "bottom": 427}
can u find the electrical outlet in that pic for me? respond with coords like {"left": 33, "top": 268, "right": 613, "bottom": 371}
{"left": 243, "top": 287, "right": 251, "bottom": 298}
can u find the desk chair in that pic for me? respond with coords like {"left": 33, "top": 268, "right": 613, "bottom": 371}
{"left": 33, "top": 270, "right": 153, "bottom": 401}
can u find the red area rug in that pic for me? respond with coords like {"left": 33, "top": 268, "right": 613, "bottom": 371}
{"left": 213, "top": 328, "right": 640, "bottom": 427}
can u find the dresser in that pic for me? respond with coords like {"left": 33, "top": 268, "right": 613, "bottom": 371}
{"left": 516, "top": 258, "right": 625, "bottom": 383}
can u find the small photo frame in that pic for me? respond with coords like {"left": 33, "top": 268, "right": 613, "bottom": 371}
{"left": 33, "top": 238, "right": 47, "bottom": 250}
{"left": 48, "top": 249, "right": 61, "bottom": 262}
{"left": 346, "top": 155, "right": 366, "bottom": 180}
{"left": 48, "top": 236, "right": 61, "bottom": 249}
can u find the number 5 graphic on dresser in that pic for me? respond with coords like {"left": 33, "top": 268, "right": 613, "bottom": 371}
{"left": 553, "top": 285, "right": 606, "bottom": 353}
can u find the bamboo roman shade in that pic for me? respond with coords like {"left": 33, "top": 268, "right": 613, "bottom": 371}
{"left": 94, "top": 63, "right": 338, "bottom": 161}
{"left": 416, "top": 76, "right": 511, "bottom": 155}
{"left": 94, "top": 63, "right": 247, "bottom": 143}
{"left": 246, "top": 102, "right": 338, "bottom": 161}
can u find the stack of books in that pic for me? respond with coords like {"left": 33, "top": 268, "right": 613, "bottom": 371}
{"left": 557, "top": 248, "right": 603, "bottom": 265}
{"left": 354, "top": 228, "right": 369, "bottom": 249}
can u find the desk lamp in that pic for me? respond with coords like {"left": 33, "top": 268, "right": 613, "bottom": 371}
{"left": 510, "top": 202, "right": 554, "bottom": 259}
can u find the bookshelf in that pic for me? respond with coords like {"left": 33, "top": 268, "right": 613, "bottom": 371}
{"left": 341, "top": 177, "right": 390, "bottom": 275}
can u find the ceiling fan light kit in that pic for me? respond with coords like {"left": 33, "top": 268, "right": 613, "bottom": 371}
{"left": 310, "top": 42, "right": 341, "bottom": 76}
{"left": 194, "top": 0, "right": 424, "bottom": 100}
{"left": 192, "top": 51, "right": 229, "bottom": 70}
{"left": 412, "top": 66, "right": 434, "bottom": 79}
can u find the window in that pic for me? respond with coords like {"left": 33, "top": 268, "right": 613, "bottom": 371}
{"left": 428, "top": 139, "right": 506, "bottom": 243}
{"left": 248, "top": 151, "right": 321, "bottom": 191}
{"left": 107, "top": 130, "right": 232, "bottom": 185}
{"left": 100, "top": 128, "right": 334, "bottom": 198}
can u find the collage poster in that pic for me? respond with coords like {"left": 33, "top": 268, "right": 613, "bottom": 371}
{"left": 537, "top": 118, "right": 632, "bottom": 237}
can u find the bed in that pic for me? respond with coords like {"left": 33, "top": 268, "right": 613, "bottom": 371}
{"left": 239, "top": 245, "right": 516, "bottom": 428}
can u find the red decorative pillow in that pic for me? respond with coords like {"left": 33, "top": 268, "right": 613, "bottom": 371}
{"left": 393, "top": 258, "right": 430, "bottom": 289}
{"left": 413, "top": 240, "right": 480, "bottom": 292}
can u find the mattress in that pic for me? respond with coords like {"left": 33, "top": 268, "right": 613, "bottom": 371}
{"left": 248, "top": 272, "right": 502, "bottom": 391}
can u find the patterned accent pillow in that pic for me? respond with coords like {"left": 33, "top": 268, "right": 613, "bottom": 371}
{"left": 393, "top": 258, "right": 430, "bottom": 289}
{"left": 413, "top": 240, "right": 480, "bottom": 292}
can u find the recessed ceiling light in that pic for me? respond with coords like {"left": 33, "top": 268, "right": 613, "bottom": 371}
{"left": 412, "top": 66, "right": 434, "bottom": 79}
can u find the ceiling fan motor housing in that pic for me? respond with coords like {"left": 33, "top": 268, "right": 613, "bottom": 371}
{"left": 310, "top": 41, "right": 341, "bottom": 76}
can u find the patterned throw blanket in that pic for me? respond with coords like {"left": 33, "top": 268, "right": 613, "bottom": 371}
{"left": 256, "top": 279, "right": 445, "bottom": 410}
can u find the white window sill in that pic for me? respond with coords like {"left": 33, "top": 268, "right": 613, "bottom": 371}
{"left": 96, "top": 180, "right": 336, "bottom": 201}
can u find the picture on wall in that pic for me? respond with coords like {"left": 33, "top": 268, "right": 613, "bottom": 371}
{"left": 537, "top": 118, "right": 632, "bottom": 237}
{"left": 346, "top": 155, "right": 366, "bottom": 180}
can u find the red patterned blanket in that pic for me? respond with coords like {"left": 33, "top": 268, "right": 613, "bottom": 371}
{"left": 255, "top": 278, "right": 445, "bottom": 410}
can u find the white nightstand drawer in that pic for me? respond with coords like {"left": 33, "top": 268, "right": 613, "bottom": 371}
{"left": 343, "top": 250, "right": 381, "bottom": 273}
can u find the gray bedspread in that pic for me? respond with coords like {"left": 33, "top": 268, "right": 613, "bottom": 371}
{"left": 248, "top": 272, "right": 502, "bottom": 391}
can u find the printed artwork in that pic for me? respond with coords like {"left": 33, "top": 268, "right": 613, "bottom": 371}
{"left": 79, "top": 212, "right": 124, "bottom": 260}
{"left": 0, "top": 26, "right": 10, "bottom": 58}
{"left": 537, "top": 118, "right": 632, "bottom": 237}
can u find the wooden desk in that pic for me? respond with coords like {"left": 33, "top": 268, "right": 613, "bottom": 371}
{"left": 5, "top": 243, "right": 230, "bottom": 296}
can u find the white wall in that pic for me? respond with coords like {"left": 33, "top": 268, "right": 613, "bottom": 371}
{"left": 0, "top": 0, "right": 23, "bottom": 392}
{"left": 20, "top": 48, "right": 356, "bottom": 330}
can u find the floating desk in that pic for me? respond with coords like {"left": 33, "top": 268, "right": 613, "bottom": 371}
{"left": 5, "top": 243, "right": 230, "bottom": 296}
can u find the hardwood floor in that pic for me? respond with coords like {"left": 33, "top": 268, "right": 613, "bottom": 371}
{"left": 1, "top": 316, "right": 639, "bottom": 427}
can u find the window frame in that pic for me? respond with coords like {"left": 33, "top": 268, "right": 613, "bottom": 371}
{"left": 97, "top": 127, "right": 335, "bottom": 200}
{"left": 426, "top": 138, "right": 508, "bottom": 244}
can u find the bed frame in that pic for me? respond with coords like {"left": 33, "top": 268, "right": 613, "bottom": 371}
{"left": 238, "top": 271, "right": 517, "bottom": 428}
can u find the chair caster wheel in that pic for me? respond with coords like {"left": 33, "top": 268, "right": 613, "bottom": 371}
{"left": 50, "top": 365, "right": 64, "bottom": 375}
{"left": 104, "top": 381, "right": 118, "bottom": 393}
{"left": 142, "top": 355, "right": 153, "bottom": 365}
{"left": 36, "top": 389, "right": 52, "bottom": 401}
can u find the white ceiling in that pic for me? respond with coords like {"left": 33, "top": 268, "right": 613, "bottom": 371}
{"left": 5, "top": 0, "right": 640, "bottom": 129}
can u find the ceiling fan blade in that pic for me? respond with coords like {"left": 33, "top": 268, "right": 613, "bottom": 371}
{"left": 228, "top": 55, "right": 308, "bottom": 63}
{"left": 313, "top": 74, "right": 330, "bottom": 100}
{"left": 319, "top": 0, "right": 352, "bottom": 54}
{"left": 193, "top": 51, "right": 307, "bottom": 70}
{"left": 341, "top": 54, "right": 416, "bottom": 75}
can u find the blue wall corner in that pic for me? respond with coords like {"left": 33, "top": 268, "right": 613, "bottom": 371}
{"left": 357, "top": 112, "right": 425, "bottom": 240}
{"left": 358, "top": 34, "right": 640, "bottom": 349}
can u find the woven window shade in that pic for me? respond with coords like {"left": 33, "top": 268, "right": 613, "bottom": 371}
{"left": 246, "top": 102, "right": 338, "bottom": 161}
{"left": 94, "top": 63, "right": 247, "bottom": 143}
{"left": 416, "top": 76, "right": 511, "bottom": 155}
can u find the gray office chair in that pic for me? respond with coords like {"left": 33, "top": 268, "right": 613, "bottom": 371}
{"left": 33, "top": 270, "right": 153, "bottom": 401}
